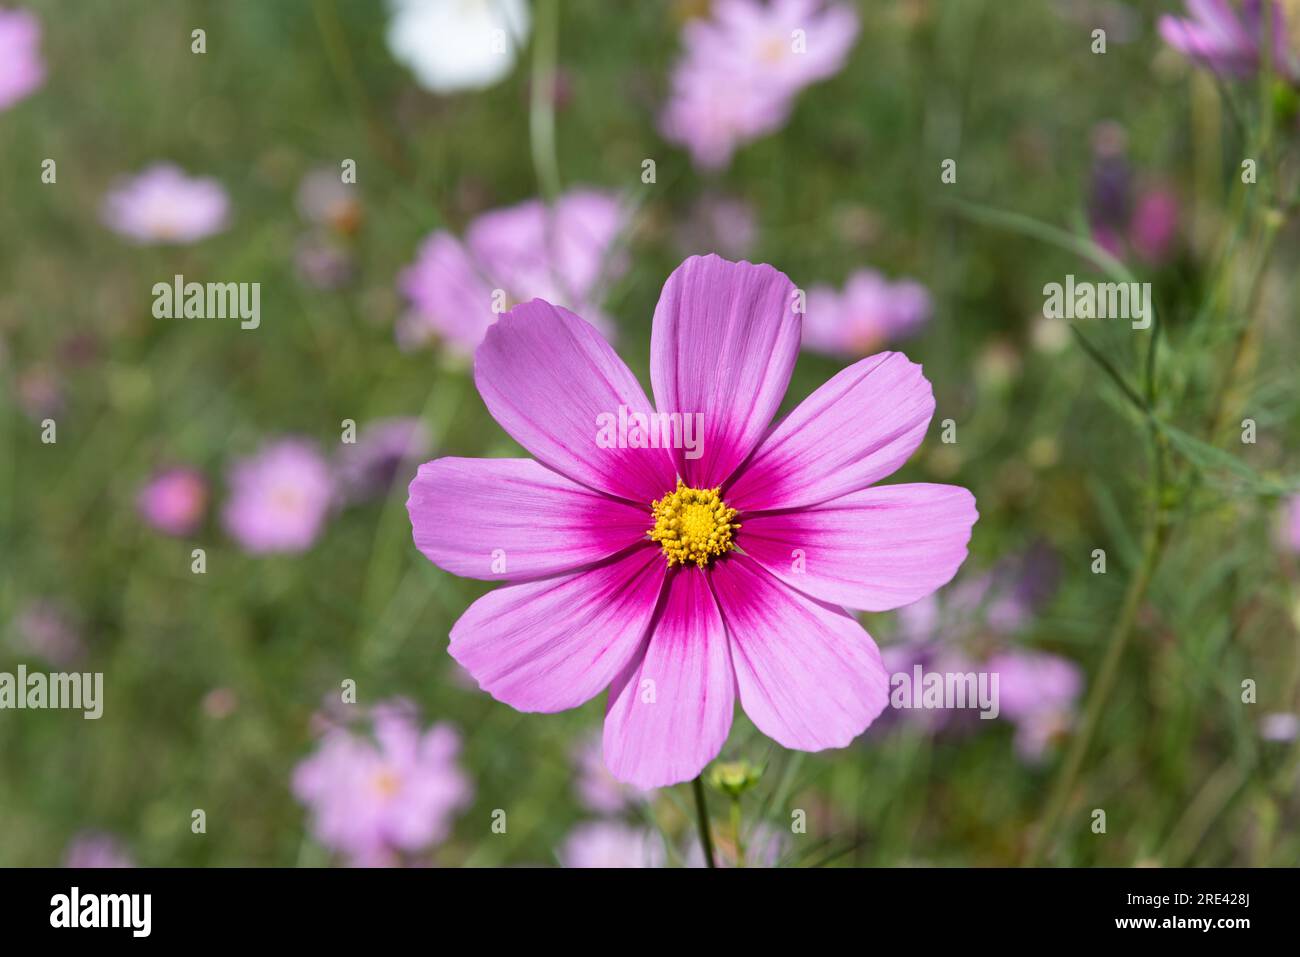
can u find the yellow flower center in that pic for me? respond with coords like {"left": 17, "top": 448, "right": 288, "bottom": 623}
{"left": 371, "top": 767, "right": 402, "bottom": 798}
{"left": 648, "top": 480, "right": 740, "bottom": 567}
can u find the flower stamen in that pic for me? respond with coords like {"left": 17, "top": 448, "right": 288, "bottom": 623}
{"left": 648, "top": 480, "right": 740, "bottom": 567}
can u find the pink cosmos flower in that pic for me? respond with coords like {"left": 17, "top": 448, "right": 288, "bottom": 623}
{"left": 101, "top": 164, "right": 230, "bottom": 245}
{"left": 686, "top": 0, "right": 860, "bottom": 91}
{"left": 660, "top": 57, "right": 796, "bottom": 172}
{"left": 137, "top": 467, "right": 208, "bottom": 536}
{"left": 63, "top": 832, "right": 134, "bottom": 869}
{"left": 292, "top": 700, "right": 472, "bottom": 866}
{"left": 397, "top": 189, "right": 627, "bottom": 355}
{"left": 558, "top": 822, "right": 666, "bottom": 868}
{"left": 803, "top": 270, "right": 932, "bottom": 358}
{"left": 1158, "top": 0, "right": 1298, "bottom": 83}
{"left": 661, "top": 0, "right": 859, "bottom": 170}
{"left": 222, "top": 439, "right": 334, "bottom": 554}
{"left": 407, "top": 254, "right": 978, "bottom": 788}
{"left": 0, "top": 7, "right": 43, "bottom": 110}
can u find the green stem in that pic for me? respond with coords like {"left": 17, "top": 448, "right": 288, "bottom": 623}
{"left": 1027, "top": 462, "right": 1167, "bottom": 865}
{"left": 730, "top": 797, "right": 745, "bottom": 869}
{"left": 691, "top": 776, "right": 716, "bottom": 869}
{"left": 529, "top": 0, "right": 562, "bottom": 203}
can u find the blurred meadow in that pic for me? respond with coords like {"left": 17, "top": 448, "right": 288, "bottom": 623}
{"left": 1, "top": 0, "right": 1299, "bottom": 867}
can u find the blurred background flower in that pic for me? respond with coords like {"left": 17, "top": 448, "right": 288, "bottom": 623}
{"left": 11, "top": 600, "right": 85, "bottom": 668}
{"left": 62, "top": 831, "right": 135, "bottom": 869}
{"left": 1158, "top": 0, "right": 1298, "bottom": 82}
{"left": 137, "top": 467, "right": 209, "bottom": 536}
{"left": 386, "top": 0, "right": 531, "bottom": 94}
{"left": 558, "top": 822, "right": 665, "bottom": 868}
{"left": 396, "top": 189, "right": 628, "bottom": 352}
{"left": 100, "top": 164, "right": 230, "bottom": 245}
{"left": 802, "top": 269, "right": 932, "bottom": 357}
{"left": 221, "top": 439, "right": 335, "bottom": 554}
{"left": 0, "top": 6, "right": 43, "bottom": 110}
{"left": 661, "top": 0, "right": 859, "bottom": 169}
{"left": 336, "top": 417, "right": 432, "bottom": 503}
{"left": 293, "top": 700, "right": 472, "bottom": 866}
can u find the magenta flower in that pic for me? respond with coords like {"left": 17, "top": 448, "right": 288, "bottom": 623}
{"left": 293, "top": 700, "right": 472, "bottom": 866}
{"left": 660, "top": 57, "right": 796, "bottom": 172}
{"left": 101, "top": 164, "right": 230, "bottom": 245}
{"left": 1158, "top": 0, "right": 1298, "bottom": 83}
{"left": 63, "top": 832, "right": 134, "bottom": 869}
{"left": 0, "top": 7, "right": 43, "bottom": 110}
{"left": 397, "top": 189, "right": 627, "bottom": 354}
{"left": 558, "top": 822, "right": 666, "bottom": 868}
{"left": 803, "top": 270, "right": 932, "bottom": 358}
{"left": 1087, "top": 131, "right": 1182, "bottom": 266}
{"left": 1128, "top": 188, "right": 1181, "bottom": 264}
{"left": 221, "top": 439, "right": 334, "bottom": 554}
{"left": 137, "top": 467, "right": 208, "bottom": 536}
{"left": 408, "top": 254, "right": 977, "bottom": 788}
{"left": 661, "top": 0, "right": 859, "bottom": 170}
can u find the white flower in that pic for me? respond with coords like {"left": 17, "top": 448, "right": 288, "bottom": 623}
{"left": 387, "top": 0, "right": 530, "bottom": 94}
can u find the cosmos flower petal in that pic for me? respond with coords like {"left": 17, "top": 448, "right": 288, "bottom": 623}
{"left": 603, "top": 567, "right": 735, "bottom": 788}
{"left": 710, "top": 554, "right": 889, "bottom": 751}
{"left": 475, "top": 300, "right": 677, "bottom": 503}
{"left": 725, "top": 351, "right": 934, "bottom": 512}
{"left": 740, "top": 483, "right": 978, "bottom": 611}
{"left": 449, "top": 547, "right": 666, "bottom": 712}
{"left": 650, "top": 254, "right": 800, "bottom": 488}
{"left": 407, "top": 457, "right": 654, "bottom": 581}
